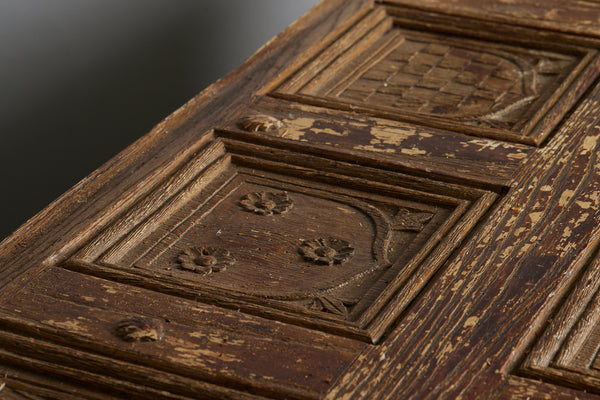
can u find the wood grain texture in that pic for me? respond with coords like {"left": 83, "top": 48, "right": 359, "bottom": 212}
{"left": 235, "top": 96, "right": 533, "bottom": 188}
{"left": 0, "top": 364, "right": 195, "bottom": 400}
{"left": 326, "top": 70, "right": 600, "bottom": 400}
{"left": 0, "top": 268, "right": 363, "bottom": 399}
{"left": 56, "top": 136, "right": 496, "bottom": 344}
{"left": 0, "top": 0, "right": 373, "bottom": 295}
{"left": 493, "top": 376, "right": 600, "bottom": 400}
{"left": 271, "top": 3, "right": 600, "bottom": 145}
{"left": 2, "top": 0, "right": 600, "bottom": 398}
{"left": 518, "top": 244, "right": 600, "bottom": 393}
{"left": 0, "top": 1, "right": 376, "bottom": 398}
{"left": 378, "top": 0, "right": 600, "bottom": 37}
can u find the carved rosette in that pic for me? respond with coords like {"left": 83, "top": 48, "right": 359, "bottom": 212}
{"left": 239, "top": 191, "right": 293, "bottom": 216}
{"left": 115, "top": 317, "right": 165, "bottom": 342}
{"left": 298, "top": 237, "right": 355, "bottom": 266}
{"left": 177, "top": 247, "right": 235, "bottom": 275}
{"left": 237, "top": 114, "right": 287, "bottom": 136}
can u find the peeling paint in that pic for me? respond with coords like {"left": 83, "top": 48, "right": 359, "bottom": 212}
{"left": 401, "top": 147, "right": 427, "bottom": 156}
{"left": 451, "top": 279, "right": 464, "bottom": 292}
{"left": 312, "top": 127, "right": 349, "bottom": 137}
{"left": 43, "top": 319, "right": 89, "bottom": 335}
{"left": 580, "top": 134, "right": 599, "bottom": 155}
{"left": 463, "top": 316, "right": 479, "bottom": 328}
{"left": 439, "top": 342, "right": 455, "bottom": 358}
{"left": 189, "top": 331, "right": 246, "bottom": 346}
{"left": 576, "top": 200, "right": 592, "bottom": 209}
{"left": 468, "top": 139, "right": 511, "bottom": 151}
{"left": 559, "top": 190, "right": 575, "bottom": 206}
{"left": 507, "top": 152, "right": 528, "bottom": 160}
{"left": 354, "top": 144, "right": 396, "bottom": 153}
{"left": 173, "top": 346, "right": 242, "bottom": 363}
{"left": 575, "top": 212, "right": 590, "bottom": 226}
{"left": 528, "top": 212, "right": 543, "bottom": 224}
{"left": 370, "top": 125, "right": 418, "bottom": 145}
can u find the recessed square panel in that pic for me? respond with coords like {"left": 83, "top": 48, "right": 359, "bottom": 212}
{"left": 270, "top": 6, "right": 599, "bottom": 145}
{"left": 519, "top": 249, "right": 600, "bottom": 394}
{"left": 69, "top": 137, "right": 497, "bottom": 342}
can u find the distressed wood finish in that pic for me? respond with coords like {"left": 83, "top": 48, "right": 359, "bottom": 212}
{"left": 3, "top": 0, "right": 600, "bottom": 399}
{"left": 268, "top": 4, "right": 600, "bottom": 145}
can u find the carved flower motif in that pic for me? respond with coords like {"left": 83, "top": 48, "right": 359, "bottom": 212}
{"left": 298, "top": 237, "right": 354, "bottom": 266}
{"left": 239, "top": 191, "right": 293, "bottom": 216}
{"left": 115, "top": 317, "right": 165, "bottom": 342}
{"left": 177, "top": 247, "right": 235, "bottom": 275}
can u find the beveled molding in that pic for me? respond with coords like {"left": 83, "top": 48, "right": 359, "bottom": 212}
{"left": 518, "top": 247, "right": 600, "bottom": 394}
{"left": 57, "top": 132, "right": 498, "bottom": 344}
{"left": 265, "top": 3, "right": 600, "bottom": 146}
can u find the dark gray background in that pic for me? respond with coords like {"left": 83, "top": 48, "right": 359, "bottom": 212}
{"left": 0, "top": 0, "right": 319, "bottom": 241}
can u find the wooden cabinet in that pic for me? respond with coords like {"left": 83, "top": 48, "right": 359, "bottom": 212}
{"left": 3, "top": 1, "right": 600, "bottom": 398}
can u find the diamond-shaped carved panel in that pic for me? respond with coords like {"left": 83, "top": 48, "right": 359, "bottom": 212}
{"left": 69, "top": 137, "right": 497, "bottom": 342}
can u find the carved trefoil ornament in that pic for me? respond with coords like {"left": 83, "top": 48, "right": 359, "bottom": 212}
{"left": 239, "top": 191, "right": 294, "bottom": 216}
{"left": 177, "top": 246, "right": 235, "bottom": 275}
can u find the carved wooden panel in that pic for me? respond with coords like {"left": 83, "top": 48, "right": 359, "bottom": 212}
{"left": 519, "top": 249, "right": 600, "bottom": 394}
{"left": 230, "top": 97, "right": 535, "bottom": 189}
{"left": 62, "top": 134, "right": 497, "bottom": 344}
{"left": 7, "top": 1, "right": 600, "bottom": 398}
{"left": 268, "top": 5, "right": 600, "bottom": 145}
{"left": 0, "top": 267, "right": 363, "bottom": 399}
{"left": 0, "top": 133, "right": 497, "bottom": 399}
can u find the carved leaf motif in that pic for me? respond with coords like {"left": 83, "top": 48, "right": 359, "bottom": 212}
{"left": 239, "top": 191, "right": 293, "bottom": 216}
{"left": 534, "top": 57, "right": 569, "bottom": 75}
{"left": 114, "top": 317, "right": 165, "bottom": 342}
{"left": 305, "top": 296, "right": 359, "bottom": 318}
{"left": 392, "top": 208, "right": 433, "bottom": 232}
{"left": 177, "top": 246, "right": 235, "bottom": 275}
{"left": 298, "top": 237, "right": 355, "bottom": 266}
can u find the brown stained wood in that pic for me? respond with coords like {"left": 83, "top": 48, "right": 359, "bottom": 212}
{"left": 271, "top": 3, "right": 600, "bottom": 145}
{"left": 0, "top": 345, "right": 267, "bottom": 400}
{"left": 0, "top": 278, "right": 357, "bottom": 399}
{"left": 51, "top": 137, "right": 494, "bottom": 344}
{"left": 0, "top": 371, "right": 113, "bottom": 400}
{"left": 277, "top": 8, "right": 391, "bottom": 94}
{"left": 494, "top": 376, "right": 600, "bottom": 400}
{"left": 378, "top": 0, "right": 600, "bottom": 37}
{"left": 4, "top": 0, "right": 600, "bottom": 399}
{"left": 326, "top": 76, "right": 600, "bottom": 400}
{"left": 0, "top": 0, "right": 373, "bottom": 292}
{"left": 232, "top": 96, "right": 533, "bottom": 188}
